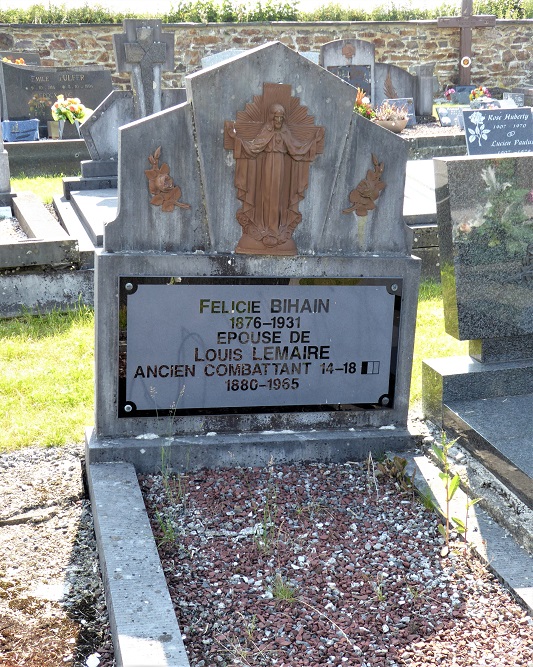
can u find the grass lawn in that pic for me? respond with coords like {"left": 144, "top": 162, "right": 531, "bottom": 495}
{"left": 0, "top": 280, "right": 467, "bottom": 452}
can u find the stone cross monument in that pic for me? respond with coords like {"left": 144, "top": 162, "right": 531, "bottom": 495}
{"left": 113, "top": 19, "right": 174, "bottom": 119}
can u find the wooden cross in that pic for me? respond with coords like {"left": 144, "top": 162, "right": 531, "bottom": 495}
{"left": 438, "top": 0, "right": 495, "bottom": 85}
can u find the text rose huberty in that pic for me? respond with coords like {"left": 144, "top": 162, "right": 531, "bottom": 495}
{"left": 51, "top": 95, "right": 92, "bottom": 124}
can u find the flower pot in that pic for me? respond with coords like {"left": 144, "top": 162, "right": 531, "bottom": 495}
{"left": 373, "top": 118, "right": 408, "bottom": 133}
{"left": 47, "top": 120, "right": 60, "bottom": 139}
{"left": 57, "top": 119, "right": 81, "bottom": 140}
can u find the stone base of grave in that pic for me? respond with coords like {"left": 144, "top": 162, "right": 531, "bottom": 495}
{"left": 422, "top": 355, "right": 533, "bottom": 510}
{"left": 86, "top": 426, "right": 420, "bottom": 475}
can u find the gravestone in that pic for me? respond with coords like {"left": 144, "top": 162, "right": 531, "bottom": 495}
{"left": 320, "top": 39, "right": 375, "bottom": 100}
{"left": 436, "top": 106, "right": 465, "bottom": 129}
{"left": 0, "top": 51, "right": 40, "bottom": 66}
{"left": 319, "top": 39, "right": 434, "bottom": 116}
{"left": 202, "top": 48, "right": 320, "bottom": 68}
{"left": 504, "top": 92, "right": 524, "bottom": 107}
{"left": 0, "top": 61, "right": 112, "bottom": 136}
{"left": 463, "top": 108, "right": 533, "bottom": 155}
{"left": 423, "top": 154, "right": 533, "bottom": 506}
{"left": 450, "top": 85, "right": 475, "bottom": 104}
{"left": 77, "top": 19, "right": 181, "bottom": 184}
{"left": 113, "top": 19, "right": 174, "bottom": 119}
{"left": 88, "top": 41, "right": 420, "bottom": 472}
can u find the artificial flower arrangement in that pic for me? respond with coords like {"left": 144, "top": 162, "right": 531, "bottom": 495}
{"left": 2, "top": 56, "right": 25, "bottom": 65}
{"left": 51, "top": 94, "right": 92, "bottom": 124}
{"left": 354, "top": 87, "right": 375, "bottom": 119}
{"left": 372, "top": 101, "right": 408, "bottom": 121}
{"left": 444, "top": 87, "right": 455, "bottom": 101}
{"left": 470, "top": 85, "right": 490, "bottom": 101}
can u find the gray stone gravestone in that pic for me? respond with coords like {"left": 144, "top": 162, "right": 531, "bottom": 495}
{"left": 463, "top": 108, "right": 533, "bottom": 155}
{"left": 0, "top": 61, "right": 112, "bottom": 136}
{"left": 319, "top": 39, "right": 375, "bottom": 100}
{"left": 374, "top": 64, "right": 415, "bottom": 110}
{"left": 113, "top": 19, "right": 174, "bottom": 119}
{"left": 88, "top": 41, "right": 420, "bottom": 472}
{"left": 423, "top": 154, "right": 533, "bottom": 506}
{"left": 77, "top": 19, "right": 182, "bottom": 184}
{"left": 320, "top": 39, "right": 434, "bottom": 116}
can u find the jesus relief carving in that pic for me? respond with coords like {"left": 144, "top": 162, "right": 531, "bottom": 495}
{"left": 224, "top": 83, "right": 325, "bottom": 255}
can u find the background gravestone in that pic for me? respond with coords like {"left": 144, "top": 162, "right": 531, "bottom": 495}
{"left": 319, "top": 39, "right": 434, "bottom": 116}
{"left": 423, "top": 154, "right": 533, "bottom": 505}
{"left": 0, "top": 61, "right": 112, "bottom": 136}
{"left": 78, "top": 19, "right": 182, "bottom": 183}
{"left": 319, "top": 39, "right": 375, "bottom": 100}
{"left": 463, "top": 108, "right": 533, "bottom": 155}
{"left": 89, "top": 41, "right": 420, "bottom": 471}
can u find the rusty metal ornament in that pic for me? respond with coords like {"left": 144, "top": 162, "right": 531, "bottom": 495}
{"left": 145, "top": 146, "right": 191, "bottom": 212}
{"left": 343, "top": 154, "right": 386, "bottom": 217}
{"left": 224, "top": 82, "right": 325, "bottom": 256}
{"left": 342, "top": 43, "right": 356, "bottom": 60}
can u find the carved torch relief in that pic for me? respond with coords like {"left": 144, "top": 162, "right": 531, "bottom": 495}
{"left": 224, "top": 83, "right": 325, "bottom": 256}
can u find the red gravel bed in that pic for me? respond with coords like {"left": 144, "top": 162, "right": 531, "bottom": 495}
{"left": 140, "top": 461, "right": 533, "bottom": 667}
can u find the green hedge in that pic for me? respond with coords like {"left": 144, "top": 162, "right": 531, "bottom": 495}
{"left": 0, "top": 0, "right": 530, "bottom": 24}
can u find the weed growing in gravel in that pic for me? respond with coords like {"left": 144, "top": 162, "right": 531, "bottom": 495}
{"left": 154, "top": 510, "right": 179, "bottom": 546}
{"left": 270, "top": 572, "right": 297, "bottom": 603}
{"left": 432, "top": 433, "right": 462, "bottom": 547}
{"left": 377, "top": 455, "right": 416, "bottom": 493}
{"left": 160, "top": 447, "right": 187, "bottom": 510}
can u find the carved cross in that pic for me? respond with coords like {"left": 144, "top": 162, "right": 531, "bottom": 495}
{"left": 114, "top": 20, "right": 174, "bottom": 119}
{"left": 438, "top": 0, "right": 495, "bottom": 85}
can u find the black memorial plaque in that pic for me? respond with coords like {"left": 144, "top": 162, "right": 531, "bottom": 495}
{"left": 327, "top": 65, "right": 371, "bottom": 97}
{"left": 118, "top": 277, "right": 402, "bottom": 418}
{"left": 463, "top": 108, "right": 533, "bottom": 155}
{"left": 0, "top": 61, "right": 112, "bottom": 123}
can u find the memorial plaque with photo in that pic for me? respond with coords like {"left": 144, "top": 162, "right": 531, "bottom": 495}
{"left": 0, "top": 62, "right": 112, "bottom": 124}
{"left": 118, "top": 277, "right": 402, "bottom": 417}
{"left": 463, "top": 108, "right": 533, "bottom": 155}
{"left": 436, "top": 106, "right": 465, "bottom": 129}
{"left": 503, "top": 92, "right": 525, "bottom": 107}
{"left": 327, "top": 65, "right": 371, "bottom": 97}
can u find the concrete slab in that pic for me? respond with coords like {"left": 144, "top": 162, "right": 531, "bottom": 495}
{"left": 88, "top": 461, "right": 189, "bottom": 667}
{"left": 0, "top": 268, "right": 94, "bottom": 317}
{"left": 70, "top": 188, "right": 118, "bottom": 246}
{"left": 86, "top": 426, "right": 418, "bottom": 474}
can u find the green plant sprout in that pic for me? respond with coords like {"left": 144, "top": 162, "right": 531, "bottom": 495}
{"left": 431, "top": 433, "right": 481, "bottom": 550}
{"left": 154, "top": 509, "right": 178, "bottom": 546}
{"left": 270, "top": 572, "right": 297, "bottom": 602}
